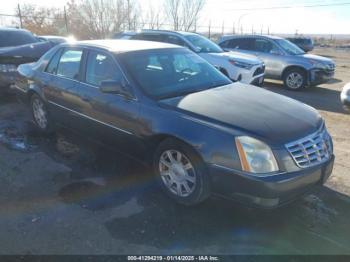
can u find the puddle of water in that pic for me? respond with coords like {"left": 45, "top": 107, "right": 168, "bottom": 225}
{"left": 0, "top": 125, "right": 39, "bottom": 152}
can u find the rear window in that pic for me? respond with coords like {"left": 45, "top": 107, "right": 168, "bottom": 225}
{"left": 0, "top": 30, "right": 38, "bottom": 48}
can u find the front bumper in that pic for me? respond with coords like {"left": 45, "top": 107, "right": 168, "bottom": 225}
{"left": 308, "top": 68, "right": 334, "bottom": 86}
{"left": 234, "top": 64, "right": 265, "bottom": 87}
{"left": 210, "top": 155, "right": 334, "bottom": 208}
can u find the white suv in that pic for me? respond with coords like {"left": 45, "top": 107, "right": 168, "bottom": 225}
{"left": 113, "top": 30, "right": 265, "bottom": 86}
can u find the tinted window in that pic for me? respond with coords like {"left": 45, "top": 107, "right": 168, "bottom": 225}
{"left": 163, "top": 35, "right": 186, "bottom": 46}
{"left": 132, "top": 34, "right": 163, "bottom": 42}
{"left": 276, "top": 39, "right": 305, "bottom": 55}
{"left": 0, "top": 30, "right": 38, "bottom": 48}
{"left": 85, "top": 51, "right": 122, "bottom": 86}
{"left": 56, "top": 49, "right": 83, "bottom": 80}
{"left": 255, "top": 39, "right": 273, "bottom": 53}
{"left": 184, "top": 34, "right": 223, "bottom": 53}
{"left": 45, "top": 49, "right": 63, "bottom": 74}
{"left": 119, "top": 48, "right": 231, "bottom": 99}
{"left": 254, "top": 39, "right": 280, "bottom": 53}
{"left": 226, "top": 38, "right": 254, "bottom": 51}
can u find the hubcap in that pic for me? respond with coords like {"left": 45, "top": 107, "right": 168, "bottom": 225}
{"left": 32, "top": 98, "right": 48, "bottom": 129}
{"left": 286, "top": 72, "right": 303, "bottom": 89}
{"left": 159, "top": 150, "right": 196, "bottom": 197}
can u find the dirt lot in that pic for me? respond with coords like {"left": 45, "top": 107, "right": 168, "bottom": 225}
{"left": 0, "top": 47, "right": 349, "bottom": 255}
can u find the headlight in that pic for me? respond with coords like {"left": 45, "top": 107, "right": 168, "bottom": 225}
{"left": 0, "top": 64, "right": 17, "bottom": 73}
{"left": 235, "top": 136, "right": 279, "bottom": 174}
{"left": 310, "top": 59, "right": 326, "bottom": 69}
{"left": 229, "top": 60, "right": 254, "bottom": 70}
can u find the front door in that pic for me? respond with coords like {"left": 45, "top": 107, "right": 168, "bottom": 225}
{"left": 75, "top": 49, "right": 145, "bottom": 157}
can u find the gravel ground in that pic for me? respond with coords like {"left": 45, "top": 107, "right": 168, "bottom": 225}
{"left": 0, "top": 47, "right": 349, "bottom": 255}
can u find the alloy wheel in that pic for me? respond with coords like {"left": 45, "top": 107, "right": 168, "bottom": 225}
{"left": 286, "top": 72, "right": 304, "bottom": 89}
{"left": 32, "top": 98, "right": 48, "bottom": 130}
{"left": 158, "top": 150, "right": 197, "bottom": 197}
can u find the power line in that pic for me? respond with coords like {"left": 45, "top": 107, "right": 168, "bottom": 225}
{"left": 222, "top": 1, "right": 350, "bottom": 11}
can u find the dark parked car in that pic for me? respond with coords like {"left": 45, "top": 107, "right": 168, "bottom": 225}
{"left": 37, "top": 35, "right": 69, "bottom": 45}
{"left": 16, "top": 40, "right": 334, "bottom": 208}
{"left": 287, "top": 37, "right": 314, "bottom": 52}
{"left": 341, "top": 83, "right": 350, "bottom": 111}
{"left": 0, "top": 28, "right": 58, "bottom": 93}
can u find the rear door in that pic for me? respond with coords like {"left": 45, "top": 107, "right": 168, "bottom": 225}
{"left": 43, "top": 47, "right": 84, "bottom": 127}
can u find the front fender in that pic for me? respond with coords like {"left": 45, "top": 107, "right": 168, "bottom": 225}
{"left": 139, "top": 104, "right": 243, "bottom": 171}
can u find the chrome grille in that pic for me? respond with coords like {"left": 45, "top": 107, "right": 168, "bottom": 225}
{"left": 286, "top": 126, "right": 332, "bottom": 168}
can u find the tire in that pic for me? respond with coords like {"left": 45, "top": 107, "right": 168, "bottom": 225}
{"left": 30, "top": 94, "right": 53, "bottom": 133}
{"left": 153, "top": 138, "right": 211, "bottom": 206}
{"left": 283, "top": 68, "right": 306, "bottom": 91}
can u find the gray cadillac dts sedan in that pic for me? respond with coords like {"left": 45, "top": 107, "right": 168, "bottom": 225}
{"left": 15, "top": 40, "right": 334, "bottom": 208}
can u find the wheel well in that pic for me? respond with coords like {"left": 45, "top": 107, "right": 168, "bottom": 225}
{"left": 282, "top": 66, "right": 307, "bottom": 80}
{"left": 146, "top": 134, "right": 205, "bottom": 165}
{"left": 218, "top": 67, "right": 229, "bottom": 78}
{"left": 27, "top": 90, "right": 37, "bottom": 103}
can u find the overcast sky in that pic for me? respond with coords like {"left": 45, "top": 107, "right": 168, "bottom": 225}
{"left": 1, "top": 0, "right": 350, "bottom": 34}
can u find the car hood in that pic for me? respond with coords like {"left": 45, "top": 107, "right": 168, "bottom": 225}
{"left": 159, "top": 83, "right": 323, "bottom": 146}
{"left": 0, "top": 41, "right": 54, "bottom": 65}
{"left": 202, "top": 51, "right": 262, "bottom": 65}
{"left": 300, "top": 53, "right": 334, "bottom": 64}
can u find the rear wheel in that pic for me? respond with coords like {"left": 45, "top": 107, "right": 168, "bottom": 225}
{"left": 153, "top": 138, "right": 211, "bottom": 206}
{"left": 283, "top": 68, "right": 306, "bottom": 90}
{"left": 30, "top": 94, "right": 53, "bottom": 133}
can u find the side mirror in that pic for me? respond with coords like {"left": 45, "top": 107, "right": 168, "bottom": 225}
{"left": 100, "top": 80, "right": 132, "bottom": 99}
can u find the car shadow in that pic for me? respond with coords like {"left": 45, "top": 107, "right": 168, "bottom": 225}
{"left": 54, "top": 133, "right": 350, "bottom": 254}
{"left": 263, "top": 81, "right": 347, "bottom": 114}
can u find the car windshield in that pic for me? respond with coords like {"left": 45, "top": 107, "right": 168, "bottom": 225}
{"left": 276, "top": 39, "right": 305, "bottom": 55}
{"left": 185, "top": 34, "right": 223, "bottom": 53}
{"left": 0, "top": 30, "right": 39, "bottom": 48}
{"left": 119, "top": 48, "right": 231, "bottom": 99}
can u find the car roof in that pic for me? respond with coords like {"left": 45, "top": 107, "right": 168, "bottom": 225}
{"left": 120, "top": 29, "right": 198, "bottom": 37}
{"left": 0, "top": 27, "right": 31, "bottom": 33}
{"left": 219, "top": 34, "right": 283, "bottom": 42}
{"left": 67, "top": 39, "right": 181, "bottom": 53}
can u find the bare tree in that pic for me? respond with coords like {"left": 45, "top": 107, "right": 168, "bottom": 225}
{"left": 182, "top": 0, "right": 205, "bottom": 31}
{"left": 165, "top": 0, "right": 182, "bottom": 30}
{"left": 15, "top": 4, "right": 65, "bottom": 35}
{"left": 142, "top": 0, "right": 164, "bottom": 29}
{"left": 65, "top": 0, "right": 139, "bottom": 39}
{"left": 164, "top": 0, "right": 206, "bottom": 31}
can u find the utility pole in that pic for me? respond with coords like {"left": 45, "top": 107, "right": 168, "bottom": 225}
{"left": 208, "top": 21, "right": 211, "bottom": 39}
{"left": 222, "top": 20, "right": 225, "bottom": 35}
{"left": 232, "top": 22, "right": 235, "bottom": 34}
{"left": 17, "top": 4, "right": 23, "bottom": 28}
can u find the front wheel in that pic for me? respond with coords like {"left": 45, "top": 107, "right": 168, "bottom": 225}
{"left": 153, "top": 138, "right": 211, "bottom": 206}
{"left": 283, "top": 69, "right": 306, "bottom": 90}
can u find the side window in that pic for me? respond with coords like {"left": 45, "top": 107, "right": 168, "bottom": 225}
{"left": 254, "top": 39, "right": 279, "bottom": 53}
{"left": 173, "top": 54, "right": 201, "bottom": 72}
{"left": 240, "top": 38, "right": 255, "bottom": 50}
{"left": 163, "top": 35, "right": 186, "bottom": 47}
{"left": 228, "top": 39, "right": 241, "bottom": 49}
{"left": 45, "top": 49, "right": 62, "bottom": 74}
{"left": 132, "top": 34, "right": 163, "bottom": 42}
{"left": 56, "top": 49, "right": 83, "bottom": 80}
{"left": 85, "top": 51, "right": 122, "bottom": 87}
